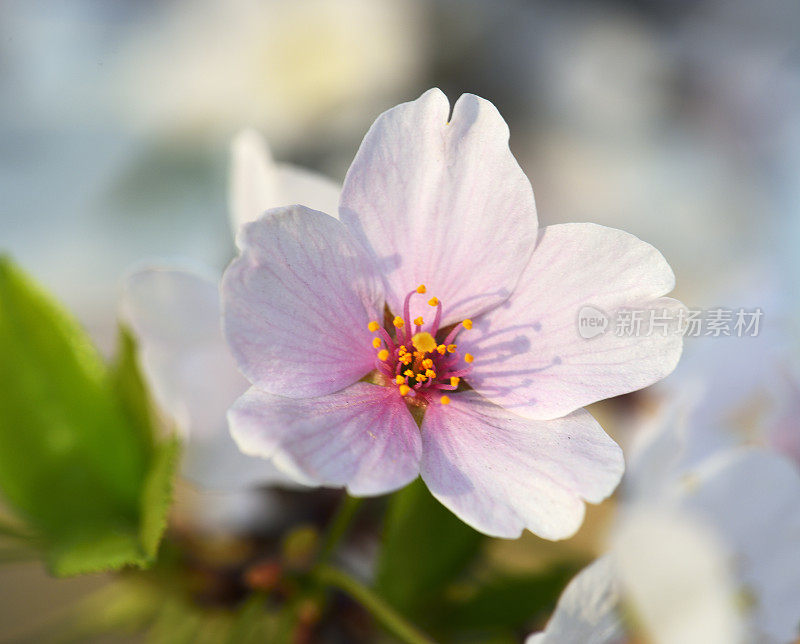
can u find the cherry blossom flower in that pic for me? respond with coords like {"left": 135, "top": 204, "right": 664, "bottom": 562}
{"left": 223, "top": 89, "right": 684, "bottom": 539}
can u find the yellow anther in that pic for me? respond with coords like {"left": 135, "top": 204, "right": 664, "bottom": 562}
{"left": 428, "top": 297, "right": 439, "bottom": 307}
{"left": 413, "top": 316, "right": 424, "bottom": 326}
{"left": 450, "top": 376, "right": 460, "bottom": 387}
{"left": 404, "top": 369, "right": 415, "bottom": 377}
{"left": 416, "top": 284, "right": 427, "bottom": 294}
{"left": 422, "top": 358, "right": 434, "bottom": 369}
{"left": 372, "top": 337, "right": 382, "bottom": 348}
{"left": 368, "top": 321, "right": 380, "bottom": 332}
{"left": 415, "top": 374, "right": 427, "bottom": 382}
{"left": 425, "top": 369, "right": 437, "bottom": 379}
{"left": 440, "top": 395, "right": 451, "bottom": 405}
{"left": 464, "top": 353, "right": 474, "bottom": 363}
{"left": 437, "top": 344, "right": 447, "bottom": 355}
{"left": 411, "top": 332, "right": 437, "bottom": 354}
{"left": 399, "top": 384, "right": 411, "bottom": 396}
{"left": 447, "top": 344, "right": 457, "bottom": 353}
{"left": 393, "top": 316, "right": 405, "bottom": 328}
{"left": 378, "top": 349, "right": 390, "bottom": 361}
{"left": 395, "top": 375, "right": 405, "bottom": 385}
{"left": 462, "top": 319, "right": 473, "bottom": 330}
{"left": 398, "top": 345, "right": 407, "bottom": 354}
{"left": 413, "top": 351, "right": 424, "bottom": 359}
{"left": 400, "top": 354, "right": 413, "bottom": 365}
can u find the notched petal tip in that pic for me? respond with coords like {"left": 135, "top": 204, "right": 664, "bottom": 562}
{"left": 340, "top": 87, "right": 538, "bottom": 327}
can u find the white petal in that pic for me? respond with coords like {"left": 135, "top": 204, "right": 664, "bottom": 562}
{"left": 340, "top": 88, "right": 538, "bottom": 326}
{"left": 622, "top": 389, "right": 698, "bottom": 503}
{"left": 229, "top": 129, "right": 280, "bottom": 233}
{"left": 120, "top": 266, "right": 293, "bottom": 490}
{"left": 275, "top": 163, "right": 340, "bottom": 219}
{"left": 613, "top": 509, "right": 744, "bottom": 644}
{"left": 526, "top": 557, "right": 625, "bottom": 644}
{"left": 462, "top": 223, "right": 683, "bottom": 420}
{"left": 677, "top": 449, "right": 800, "bottom": 642}
{"left": 419, "top": 391, "right": 623, "bottom": 539}
{"left": 229, "top": 129, "right": 340, "bottom": 233}
{"left": 228, "top": 382, "right": 422, "bottom": 496}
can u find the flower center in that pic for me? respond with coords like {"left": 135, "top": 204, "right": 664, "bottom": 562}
{"left": 367, "top": 285, "right": 475, "bottom": 405}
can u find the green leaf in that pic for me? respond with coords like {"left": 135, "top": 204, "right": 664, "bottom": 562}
{"left": 139, "top": 435, "right": 180, "bottom": 558}
{"left": 0, "top": 257, "right": 179, "bottom": 575}
{"left": 438, "top": 562, "right": 585, "bottom": 637}
{"left": 375, "top": 478, "right": 485, "bottom": 618}
{"left": 110, "top": 326, "right": 160, "bottom": 450}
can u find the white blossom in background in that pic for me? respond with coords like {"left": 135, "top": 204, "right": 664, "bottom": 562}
{"left": 525, "top": 557, "right": 625, "bottom": 644}
{"left": 120, "top": 129, "right": 341, "bottom": 495}
{"left": 653, "top": 262, "right": 799, "bottom": 469}
{"left": 229, "top": 129, "right": 340, "bottom": 232}
{"left": 530, "top": 391, "right": 800, "bottom": 643}
{"left": 114, "top": 0, "right": 427, "bottom": 147}
{"left": 528, "top": 513, "right": 743, "bottom": 644}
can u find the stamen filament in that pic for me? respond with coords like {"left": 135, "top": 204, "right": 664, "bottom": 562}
{"left": 376, "top": 327, "right": 396, "bottom": 353}
{"left": 402, "top": 290, "right": 416, "bottom": 344}
{"left": 443, "top": 321, "right": 470, "bottom": 346}
{"left": 430, "top": 298, "right": 443, "bottom": 335}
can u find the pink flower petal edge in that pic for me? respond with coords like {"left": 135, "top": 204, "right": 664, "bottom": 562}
{"left": 461, "top": 223, "right": 684, "bottom": 419}
{"left": 228, "top": 382, "right": 422, "bottom": 496}
{"left": 420, "top": 391, "right": 624, "bottom": 539}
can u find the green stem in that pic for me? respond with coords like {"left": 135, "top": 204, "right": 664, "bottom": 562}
{"left": 317, "top": 495, "right": 363, "bottom": 564}
{"left": 316, "top": 564, "right": 436, "bottom": 644}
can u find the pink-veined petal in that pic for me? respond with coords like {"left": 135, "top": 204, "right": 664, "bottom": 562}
{"left": 340, "top": 88, "right": 538, "bottom": 326}
{"left": 222, "top": 205, "right": 384, "bottom": 398}
{"left": 229, "top": 129, "right": 341, "bottom": 234}
{"left": 462, "top": 223, "right": 684, "bottom": 420}
{"left": 228, "top": 383, "right": 422, "bottom": 496}
{"left": 420, "top": 391, "right": 623, "bottom": 539}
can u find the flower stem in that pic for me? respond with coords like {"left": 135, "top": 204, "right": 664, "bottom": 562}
{"left": 315, "top": 564, "right": 436, "bottom": 644}
{"left": 317, "top": 494, "right": 363, "bottom": 564}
